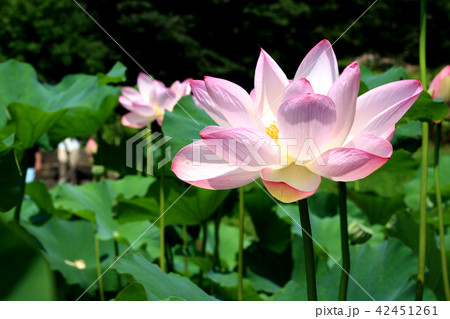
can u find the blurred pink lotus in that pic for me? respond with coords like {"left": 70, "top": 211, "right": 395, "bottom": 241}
{"left": 85, "top": 138, "right": 98, "bottom": 158}
{"left": 429, "top": 65, "right": 450, "bottom": 107}
{"left": 120, "top": 73, "right": 191, "bottom": 128}
{"left": 172, "top": 40, "right": 423, "bottom": 203}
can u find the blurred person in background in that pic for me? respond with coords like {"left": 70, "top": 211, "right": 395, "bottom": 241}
{"left": 25, "top": 146, "right": 42, "bottom": 183}
{"left": 58, "top": 138, "right": 80, "bottom": 184}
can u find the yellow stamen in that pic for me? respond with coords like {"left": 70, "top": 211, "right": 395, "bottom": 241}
{"left": 154, "top": 105, "right": 164, "bottom": 118}
{"left": 64, "top": 259, "right": 86, "bottom": 270}
{"left": 265, "top": 121, "right": 279, "bottom": 140}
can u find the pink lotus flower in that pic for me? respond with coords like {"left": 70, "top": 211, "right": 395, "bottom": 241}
{"left": 429, "top": 65, "right": 450, "bottom": 106}
{"left": 120, "top": 73, "right": 191, "bottom": 127}
{"left": 85, "top": 138, "right": 98, "bottom": 157}
{"left": 172, "top": 40, "right": 423, "bottom": 203}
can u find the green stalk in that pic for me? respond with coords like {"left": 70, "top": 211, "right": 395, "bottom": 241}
{"left": 183, "top": 224, "right": 189, "bottom": 276}
{"left": 416, "top": 0, "right": 428, "bottom": 301}
{"left": 93, "top": 226, "right": 105, "bottom": 301}
{"left": 114, "top": 240, "right": 123, "bottom": 289}
{"left": 238, "top": 187, "right": 245, "bottom": 301}
{"left": 159, "top": 170, "right": 165, "bottom": 272}
{"left": 199, "top": 222, "right": 207, "bottom": 287}
{"left": 419, "top": 0, "right": 427, "bottom": 89}
{"left": 298, "top": 198, "right": 318, "bottom": 301}
{"left": 354, "top": 180, "right": 360, "bottom": 192}
{"left": 14, "top": 149, "right": 30, "bottom": 225}
{"left": 146, "top": 124, "right": 165, "bottom": 273}
{"left": 214, "top": 216, "right": 220, "bottom": 269}
{"left": 338, "top": 182, "right": 350, "bottom": 301}
{"left": 201, "top": 222, "right": 207, "bottom": 256}
{"left": 165, "top": 237, "right": 174, "bottom": 272}
{"left": 434, "top": 123, "right": 450, "bottom": 300}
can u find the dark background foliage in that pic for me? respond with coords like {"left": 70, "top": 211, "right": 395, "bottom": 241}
{"left": 1, "top": 0, "right": 449, "bottom": 89}
{"left": 1, "top": 0, "right": 450, "bottom": 302}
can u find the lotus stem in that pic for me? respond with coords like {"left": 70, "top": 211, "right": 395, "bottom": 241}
{"left": 298, "top": 198, "right": 318, "bottom": 301}
{"left": 238, "top": 187, "right": 245, "bottom": 301}
{"left": 14, "top": 149, "right": 30, "bottom": 225}
{"left": 434, "top": 123, "right": 450, "bottom": 300}
{"left": 416, "top": 121, "right": 429, "bottom": 301}
{"left": 159, "top": 169, "right": 166, "bottom": 273}
{"left": 145, "top": 124, "right": 165, "bottom": 273}
{"left": 114, "top": 240, "right": 123, "bottom": 289}
{"left": 416, "top": 0, "right": 428, "bottom": 301}
{"left": 214, "top": 215, "right": 221, "bottom": 269}
{"left": 183, "top": 224, "right": 189, "bottom": 276}
{"left": 199, "top": 221, "right": 208, "bottom": 287}
{"left": 93, "top": 226, "right": 104, "bottom": 301}
{"left": 338, "top": 182, "right": 350, "bottom": 301}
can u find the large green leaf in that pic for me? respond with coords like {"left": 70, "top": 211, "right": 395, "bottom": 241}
{"left": 0, "top": 144, "right": 21, "bottom": 212}
{"left": 97, "top": 61, "right": 127, "bottom": 86}
{"left": 107, "top": 175, "right": 156, "bottom": 199}
{"left": 43, "top": 72, "right": 120, "bottom": 142}
{"left": 25, "top": 181, "right": 62, "bottom": 217}
{"left": 0, "top": 218, "right": 48, "bottom": 299}
{"left": 246, "top": 269, "right": 280, "bottom": 294}
{"left": 164, "top": 180, "right": 230, "bottom": 225}
{"left": 0, "top": 101, "right": 67, "bottom": 213}
{"left": 53, "top": 181, "right": 118, "bottom": 240}
{"left": 116, "top": 220, "right": 161, "bottom": 261}
{"left": 208, "top": 223, "right": 251, "bottom": 271}
{"left": 275, "top": 239, "right": 426, "bottom": 301}
{"left": 401, "top": 91, "right": 449, "bottom": 123}
{"left": 359, "top": 66, "right": 447, "bottom": 123}
{"left": 308, "top": 191, "right": 339, "bottom": 218}
{"left": 7, "top": 102, "right": 67, "bottom": 149}
{"left": 345, "top": 239, "right": 419, "bottom": 301}
{"left": 162, "top": 95, "right": 216, "bottom": 157}
{"left": 113, "top": 253, "right": 215, "bottom": 300}
{"left": 47, "top": 95, "right": 119, "bottom": 143}
{"left": 387, "top": 211, "right": 448, "bottom": 300}
{"left": 0, "top": 60, "right": 49, "bottom": 127}
{"left": 3, "top": 255, "right": 56, "bottom": 301}
{"left": 391, "top": 120, "right": 422, "bottom": 152}
{"left": 21, "top": 202, "right": 117, "bottom": 291}
{"left": 207, "top": 272, "right": 263, "bottom": 301}
{"left": 115, "top": 282, "right": 148, "bottom": 301}
{"left": 359, "top": 66, "right": 446, "bottom": 124}
{"left": 0, "top": 60, "right": 123, "bottom": 211}
{"left": 114, "top": 197, "right": 159, "bottom": 224}
{"left": 348, "top": 191, "right": 405, "bottom": 225}
{"left": 353, "top": 148, "right": 418, "bottom": 197}
{"left": 358, "top": 81, "right": 369, "bottom": 96}
{"left": 276, "top": 204, "right": 342, "bottom": 261}
{"left": 382, "top": 149, "right": 420, "bottom": 174}
{"left": 245, "top": 186, "right": 291, "bottom": 253}
{"left": 244, "top": 241, "right": 293, "bottom": 286}
{"left": 272, "top": 280, "right": 307, "bottom": 301}
{"left": 403, "top": 155, "right": 450, "bottom": 210}
{"left": 94, "top": 136, "right": 136, "bottom": 176}
{"left": 0, "top": 59, "right": 121, "bottom": 144}
{"left": 115, "top": 178, "right": 229, "bottom": 226}
{"left": 290, "top": 234, "right": 306, "bottom": 284}
{"left": 48, "top": 176, "right": 154, "bottom": 241}
{"left": 360, "top": 65, "right": 408, "bottom": 89}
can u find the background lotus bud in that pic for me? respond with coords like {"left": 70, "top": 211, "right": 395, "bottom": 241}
{"left": 348, "top": 220, "right": 373, "bottom": 244}
{"left": 429, "top": 65, "right": 450, "bottom": 106}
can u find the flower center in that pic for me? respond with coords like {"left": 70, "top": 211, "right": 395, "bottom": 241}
{"left": 154, "top": 105, "right": 164, "bottom": 118}
{"left": 265, "top": 121, "right": 279, "bottom": 140}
